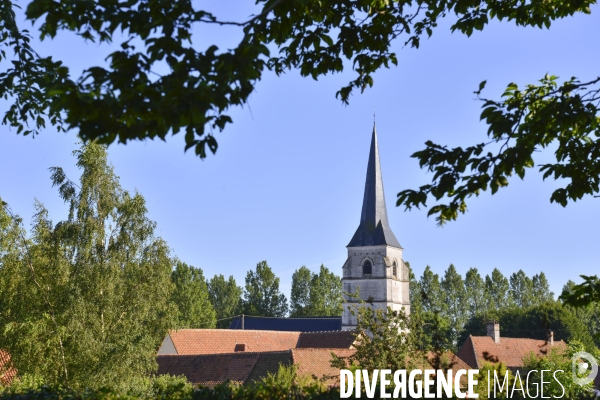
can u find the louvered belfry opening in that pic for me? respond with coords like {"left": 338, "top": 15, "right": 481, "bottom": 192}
{"left": 362, "top": 260, "right": 372, "bottom": 275}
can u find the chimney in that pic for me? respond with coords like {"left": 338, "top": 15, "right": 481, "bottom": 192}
{"left": 547, "top": 330, "right": 554, "bottom": 345}
{"left": 486, "top": 321, "right": 500, "bottom": 344}
{"left": 234, "top": 343, "right": 246, "bottom": 352}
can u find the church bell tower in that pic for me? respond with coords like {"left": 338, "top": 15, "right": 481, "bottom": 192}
{"left": 341, "top": 124, "right": 410, "bottom": 330}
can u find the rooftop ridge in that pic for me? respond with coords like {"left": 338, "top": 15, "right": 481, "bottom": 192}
{"left": 292, "top": 347, "right": 356, "bottom": 351}
{"left": 169, "top": 328, "right": 302, "bottom": 334}
{"left": 157, "top": 350, "right": 293, "bottom": 357}
{"left": 471, "top": 335, "right": 566, "bottom": 343}
{"left": 239, "top": 315, "right": 342, "bottom": 320}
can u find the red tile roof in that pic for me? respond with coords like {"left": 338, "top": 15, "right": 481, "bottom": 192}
{"left": 457, "top": 335, "right": 566, "bottom": 370}
{"left": 425, "top": 351, "right": 471, "bottom": 387}
{"left": 157, "top": 351, "right": 291, "bottom": 387}
{"left": 157, "top": 345, "right": 475, "bottom": 389}
{"left": 291, "top": 349, "right": 472, "bottom": 387}
{"left": 167, "top": 329, "right": 301, "bottom": 354}
{"left": 163, "top": 329, "right": 357, "bottom": 355}
{"left": 296, "top": 331, "right": 356, "bottom": 349}
{"left": 246, "top": 351, "right": 294, "bottom": 383}
{"left": 292, "top": 348, "right": 356, "bottom": 384}
{"left": 426, "top": 351, "right": 471, "bottom": 371}
{"left": 157, "top": 348, "right": 356, "bottom": 387}
{"left": 0, "top": 350, "right": 16, "bottom": 386}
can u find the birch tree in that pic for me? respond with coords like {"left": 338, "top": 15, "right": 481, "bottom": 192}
{"left": 0, "top": 143, "right": 175, "bottom": 391}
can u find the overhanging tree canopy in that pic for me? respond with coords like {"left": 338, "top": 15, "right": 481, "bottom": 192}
{"left": 0, "top": 0, "right": 594, "bottom": 157}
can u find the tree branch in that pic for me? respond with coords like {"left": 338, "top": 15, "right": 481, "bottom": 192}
{"left": 199, "top": 0, "right": 286, "bottom": 26}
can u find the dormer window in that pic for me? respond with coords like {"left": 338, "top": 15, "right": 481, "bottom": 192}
{"left": 363, "top": 260, "right": 372, "bottom": 275}
{"left": 393, "top": 261, "right": 397, "bottom": 278}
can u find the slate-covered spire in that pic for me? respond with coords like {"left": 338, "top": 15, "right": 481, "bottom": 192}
{"left": 347, "top": 124, "right": 402, "bottom": 248}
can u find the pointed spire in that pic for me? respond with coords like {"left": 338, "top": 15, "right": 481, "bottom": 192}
{"left": 347, "top": 124, "right": 401, "bottom": 248}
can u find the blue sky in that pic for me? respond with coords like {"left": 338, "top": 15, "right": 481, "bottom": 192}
{"left": 1, "top": 2, "right": 599, "bottom": 303}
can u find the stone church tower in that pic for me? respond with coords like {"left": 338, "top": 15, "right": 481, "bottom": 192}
{"left": 341, "top": 125, "right": 410, "bottom": 330}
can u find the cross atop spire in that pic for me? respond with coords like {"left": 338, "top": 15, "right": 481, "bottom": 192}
{"left": 347, "top": 124, "right": 401, "bottom": 248}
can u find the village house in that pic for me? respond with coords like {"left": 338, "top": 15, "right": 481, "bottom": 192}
{"left": 156, "top": 329, "right": 360, "bottom": 385}
{"left": 156, "top": 329, "right": 358, "bottom": 386}
{"left": 456, "top": 321, "right": 566, "bottom": 372}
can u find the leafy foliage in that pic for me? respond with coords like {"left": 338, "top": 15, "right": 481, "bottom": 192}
{"left": 290, "top": 266, "right": 312, "bottom": 317}
{"left": 259, "top": 363, "right": 299, "bottom": 391}
{"left": 416, "top": 266, "right": 451, "bottom": 350}
{"left": 308, "top": 265, "right": 343, "bottom": 317}
{"left": 207, "top": 274, "right": 242, "bottom": 328}
{"left": 561, "top": 275, "right": 600, "bottom": 307}
{"left": 0, "top": 143, "right": 176, "bottom": 391}
{"left": 459, "top": 301, "right": 597, "bottom": 351}
{"left": 1, "top": 377, "right": 597, "bottom": 400}
{"left": 150, "top": 374, "right": 193, "bottom": 399}
{"left": 416, "top": 265, "right": 558, "bottom": 349}
{"left": 440, "top": 264, "right": 468, "bottom": 346}
{"left": 242, "top": 260, "right": 288, "bottom": 317}
{"left": 2, "top": 0, "right": 595, "bottom": 156}
{"left": 486, "top": 267, "right": 513, "bottom": 312}
{"left": 561, "top": 280, "right": 600, "bottom": 347}
{"left": 0, "top": 0, "right": 68, "bottom": 137}
{"left": 332, "top": 303, "right": 427, "bottom": 372}
{"left": 290, "top": 265, "right": 342, "bottom": 317}
{"left": 258, "top": 363, "right": 325, "bottom": 391}
{"left": 522, "top": 342, "right": 598, "bottom": 399}
{"left": 170, "top": 262, "right": 216, "bottom": 329}
{"left": 418, "top": 266, "right": 446, "bottom": 314}
{"left": 509, "top": 270, "right": 535, "bottom": 308}
{"left": 472, "top": 362, "right": 514, "bottom": 400}
{"left": 464, "top": 267, "right": 488, "bottom": 318}
{"left": 398, "top": 76, "right": 600, "bottom": 225}
{"left": 531, "top": 272, "right": 554, "bottom": 304}
{"left": 560, "top": 275, "right": 600, "bottom": 335}
{"left": 0, "top": 380, "right": 344, "bottom": 400}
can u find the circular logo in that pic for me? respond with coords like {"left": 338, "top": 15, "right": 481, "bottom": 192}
{"left": 572, "top": 351, "right": 598, "bottom": 386}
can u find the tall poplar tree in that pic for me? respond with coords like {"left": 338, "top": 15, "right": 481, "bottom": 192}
{"left": 485, "top": 268, "right": 512, "bottom": 313}
{"left": 242, "top": 261, "right": 288, "bottom": 317}
{"left": 532, "top": 272, "right": 554, "bottom": 304}
{"left": 171, "top": 261, "right": 216, "bottom": 329}
{"left": 307, "top": 265, "right": 343, "bottom": 316}
{"left": 509, "top": 269, "right": 535, "bottom": 308}
{"left": 464, "top": 267, "right": 488, "bottom": 318}
{"left": 418, "top": 266, "right": 452, "bottom": 350}
{"left": 440, "top": 264, "right": 468, "bottom": 347}
{"left": 289, "top": 266, "right": 312, "bottom": 317}
{"left": 419, "top": 266, "right": 446, "bottom": 314}
{"left": 0, "top": 143, "right": 175, "bottom": 391}
{"left": 207, "top": 274, "right": 242, "bottom": 328}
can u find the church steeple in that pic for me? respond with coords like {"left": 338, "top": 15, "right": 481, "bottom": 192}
{"left": 347, "top": 124, "right": 401, "bottom": 248}
{"left": 340, "top": 123, "right": 409, "bottom": 331}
